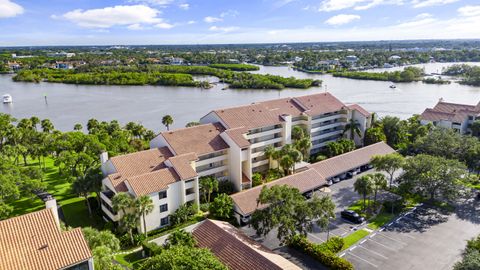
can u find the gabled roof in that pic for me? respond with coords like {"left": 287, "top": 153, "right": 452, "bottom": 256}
{"left": 308, "top": 142, "right": 395, "bottom": 179}
{"left": 348, "top": 104, "right": 371, "bottom": 117}
{"left": 126, "top": 168, "right": 180, "bottom": 196}
{"left": 168, "top": 153, "right": 198, "bottom": 180}
{"left": 160, "top": 123, "right": 229, "bottom": 156}
{"left": 0, "top": 209, "right": 92, "bottom": 270}
{"left": 421, "top": 100, "right": 480, "bottom": 124}
{"left": 192, "top": 219, "right": 301, "bottom": 270}
{"left": 230, "top": 169, "right": 326, "bottom": 216}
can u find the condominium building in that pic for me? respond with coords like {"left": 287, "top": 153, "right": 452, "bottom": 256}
{"left": 200, "top": 92, "right": 371, "bottom": 191}
{"left": 420, "top": 98, "right": 480, "bottom": 134}
{"left": 99, "top": 92, "right": 370, "bottom": 232}
{"left": 0, "top": 208, "right": 93, "bottom": 270}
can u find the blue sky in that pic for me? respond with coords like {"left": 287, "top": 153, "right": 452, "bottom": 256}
{"left": 1, "top": 0, "right": 480, "bottom": 46}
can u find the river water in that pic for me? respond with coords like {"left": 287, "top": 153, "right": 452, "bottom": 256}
{"left": 1, "top": 63, "right": 479, "bottom": 132}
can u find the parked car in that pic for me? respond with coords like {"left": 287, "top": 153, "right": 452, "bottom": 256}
{"left": 326, "top": 180, "right": 333, "bottom": 186}
{"left": 476, "top": 192, "right": 480, "bottom": 201}
{"left": 340, "top": 210, "right": 365, "bottom": 224}
{"left": 332, "top": 177, "right": 341, "bottom": 183}
{"left": 345, "top": 171, "right": 354, "bottom": 179}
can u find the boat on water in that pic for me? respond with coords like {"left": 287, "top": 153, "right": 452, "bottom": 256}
{"left": 389, "top": 85, "right": 396, "bottom": 89}
{"left": 2, "top": 94, "right": 13, "bottom": 104}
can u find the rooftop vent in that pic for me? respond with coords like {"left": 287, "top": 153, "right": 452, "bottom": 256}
{"left": 39, "top": 244, "right": 48, "bottom": 250}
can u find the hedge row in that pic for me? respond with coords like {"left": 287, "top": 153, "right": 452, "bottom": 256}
{"left": 288, "top": 235, "right": 353, "bottom": 270}
{"left": 142, "top": 241, "right": 163, "bottom": 257}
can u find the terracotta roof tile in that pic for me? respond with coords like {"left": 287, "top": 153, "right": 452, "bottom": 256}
{"left": 295, "top": 92, "right": 346, "bottom": 117}
{"left": 308, "top": 142, "right": 395, "bottom": 179}
{"left": 433, "top": 101, "right": 478, "bottom": 113}
{"left": 0, "top": 209, "right": 92, "bottom": 270}
{"left": 348, "top": 104, "right": 371, "bottom": 117}
{"left": 168, "top": 153, "right": 198, "bottom": 180}
{"left": 126, "top": 168, "right": 180, "bottom": 196}
{"left": 231, "top": 169, "right": 325, "bottom": 216}
{"left": 192, "top": 219, "right": 301, "bottom": 270}
{"left": 160, "top": 123, "right": 229, "bottom": 156}
{"left": 224, "top": 127, "right": 250, "bottom": 148}
{"left": 420, "top": 108, "right": 455, "bottom": 122}
{"left": 108, "top": 147, "right": 173, "bottom": 192}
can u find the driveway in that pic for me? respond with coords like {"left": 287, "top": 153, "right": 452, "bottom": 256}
{"left": 340, "top": 201, "right": 480, "bottom": 270}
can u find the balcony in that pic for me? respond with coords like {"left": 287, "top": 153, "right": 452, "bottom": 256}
{"left": 251, "top": 136, "right": 283, "bottom": 149}
{"left": 311, "top": 121, "right": 346, "bottom": 133}
{"left": 197, "top": 165, "right": 228, "bottom": 177}
{"left": 311, "top": 113, "right": 346, "bottom": 125}
{"left": 311, "top": 130, "right": 343, "bottom": 141}
{"left": 100, "top": 190, "right": 115, "bottom": 206}
{"left": 101, "top": 204, "right": 120, "bottom": 222}
{"left": 196, "top": 154, "right": 227, "bottom": 167}
{"left": 252, "top": 159, "right": 269, "bottom": 168}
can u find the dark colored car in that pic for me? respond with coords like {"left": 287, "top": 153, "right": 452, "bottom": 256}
{"left": 476, "top": 192, "right": 480, "bottom": 201}
{"left": 341, "top": 210, "right": 365, "bottom": 224}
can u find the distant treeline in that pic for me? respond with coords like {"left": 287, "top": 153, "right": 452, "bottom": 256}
{"left": 208, "top": 63, "right": 259, "bottom": 71}
{"left": 332, "top": 67, "right": 424, "bottom": 82}
{"left": 13, "top": 65, "right": 321, "bottom": 90}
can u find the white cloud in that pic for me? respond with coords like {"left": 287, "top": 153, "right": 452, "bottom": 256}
{"left": 60, "top": 5, "right": 163, "bottom": 28}
{"left": 128, "top": 0, "right": 174, "bottom": 6}
{"left": 411, "top": 0, "right": 458, "bottom": 8}
{"left": 127, "top": 23, "right": 144, "bottom": 30}
{"left": 396, "top": 13, "right": 436, "bottom": 27}
{"left": 317, "top": 0, "right": 403, "bottom": 12}
{"left": 458, "top": 5, "right": 480, "bottom": 17}
{"left": 325, "top": 14, "right": 361, "bottom": 25}
{"left": 204, "top": 16, "right": 223, "bottom": 23}
{"left": 187, "top": 20, "right": 196, "bottom": 24}
{"left": 0, "top": 0, "right": 24, "bottom": 18}
{"left": 179, "top": 3, "right": 190, "bottom": 10}
{"left": 209, "top": 26, "right": 239, "bottom": 32}
{"left": 220, "top": 10, "right": 239, "bottom": 18}
{"left": 155, "top": 22, "right": 174, "bottom": 29}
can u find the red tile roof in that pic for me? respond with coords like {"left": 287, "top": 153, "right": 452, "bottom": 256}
{"left": 0, "top": 209, "right": 92, "bottom": 270}
{"left": 421, "top": 100, "right": 480, "bottom": 123}
{"left": 309, "top": 142, "right": 395, "bottom": 179}
{"left": 168, "top": 153, "right": 198, "bottom": 180}
{"left": 348, "top": 104, "right": 371, "bottom": 117}
{"left": 192, "top": 219, "right": 301, "bottom": 270}
{"left": 231, "top": 169, "right": 326, "bottom": 216}
{"left": 126, "top": 168, "right": 180, "bottom": 196}
{"left": 294, "top": 92, "right": 346, "bottom": 116}
{"left": 108, "top": 147, "right": 173, "bottom": 192}
{"left": 224, "top": 127, "right": 250, "bottom": 148}
{"left": 160, "top": 123, "right": 229, "bottom": 156}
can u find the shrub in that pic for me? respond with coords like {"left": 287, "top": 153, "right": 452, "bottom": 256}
{"left": 200, "top": 203, "right": 210, "bottom": 212}
{"left": 142, "top": 241, "right": 163, "bottom": 257}
{"left": 288, "top": 235, "right": 353, "bottom": 270}
{"left": 252, "top": 173, "right": 263, "bottom": 187}
{"left": 318, "top": 236, "right": 345, "bottom": 253}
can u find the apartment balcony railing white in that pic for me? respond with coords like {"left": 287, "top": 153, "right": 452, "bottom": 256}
{"left": 246, "top": 127, "right": 283, "bottom": 140}
{"left": 100, "top": 190, "right": 114, "bottom": 206}
{"left": 101, "top": 204, "right": 120, "bottom": 222}
{"left": 251, "top": 137, "right": 283, "bottom": 149}
{"left": 311, "top": 113, "right": 346, "bottom": 124}
{"left": 311, "top": 130, "right": 343, "bottom": 141}
{"left": 196, "top": 155, "right": 227, "bottom": 167}
{"left": 197, "top": 165, "right": 228, "bottom": 177}
{"left": 311, "top": 121, "right": 346, "bottom": 133}
{"left": 252, "top": 159, "right": 269, "bottom": 168}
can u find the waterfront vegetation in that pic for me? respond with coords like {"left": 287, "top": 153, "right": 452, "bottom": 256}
{"left": 207, "top": 63, "right": 259, "bottom": 71}
{"left": 422, "top": 77, "right": 451, "bottom": 84}
{"left": 332, "top": 67, "right": 424, "bottom": 82}
{"left": 443, "top": 64, "right": 480, "bottom": 86}
{"left": 12, "top": 64, "right": 321, "bottom": 89}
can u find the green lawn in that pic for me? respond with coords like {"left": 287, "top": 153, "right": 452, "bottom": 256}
{"left": 367, "top": 212, "right": 395, "bottom": 230}
{"left": 115, "top": 250, "right": 146, "bottom": 269}
{"left": 8, "top": 157, "right": 103, "bottom": 228}
{"left": 342, "top": 229, "right": 370, "bottom": 251}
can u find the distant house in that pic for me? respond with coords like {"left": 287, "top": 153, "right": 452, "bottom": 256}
{"left": 164, "top": 56, "right": 185, "bottom": 65}
{"left": 420, "top": 99, "right": 480, "bottom": 134}
{"left": 345, "top": 55, "right": 358, "bottom": 63}
{"left": 7, "top": 61, "right": 21, "bottom": 71}
{"left": 0, "top": 206, "right": 93, "bottom": 270}
{"left": 55, "top": 62, "right": 73, "bottom": 69}
{"left": 192, "top": 219, "right": 302, "bottom": 270}
{"left": 389, "top": 55, "right": 401, "bottom": 61}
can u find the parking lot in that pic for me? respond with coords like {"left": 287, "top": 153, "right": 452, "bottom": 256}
{"left": 340, "top": 203, "right": 480, "bottom": 270}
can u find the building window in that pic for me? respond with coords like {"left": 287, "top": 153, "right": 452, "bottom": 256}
{"left": 468, "top": 116, "right": 474, "bottom": 120}
{"left": 160, "top": 204, "right": 168, "bottom": 213}
{"left": 160, "top": 217, "right": 169, "bottom": 226}
{"left": 185, "top": 188, "right": 195, "bottom": 196}
{"left": 158, "top": 191, "right": 167, "bottom": 200}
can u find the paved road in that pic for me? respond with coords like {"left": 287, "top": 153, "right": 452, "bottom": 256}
{"left": 340, "top": 201, "right": 480, "bottom": 270}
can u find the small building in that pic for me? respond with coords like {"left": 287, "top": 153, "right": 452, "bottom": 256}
{"left": 55, "top": 62, "right": 73, "bottom": 69}
{"left": 230, "top": 142, "right": 395, "bottom": 224}
{"left": 345, "top": 55, "right": 358, "bottom": 63}
{"left": 420, "top": 99, "right": 480, "bottom": 134}
{"left": 192, "top": 219, "right": 301, "bottom": 270}
{"left": 0, "top": 208, "right": 93, "bottom": 270}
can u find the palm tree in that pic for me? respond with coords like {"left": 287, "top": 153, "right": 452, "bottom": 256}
{"left": 73, "top": 123, "right": 83, "bottom": 131}
{"left": 122, "top": 213, "right": 139, "bottom": 245}
{"left": 30, "top": 116, "right": 40, "bottom": 131}
{"left": 370, "top": 173, "right": 387, "bottom": 208}
{"left": 344, "top": 118, "right": 362, "bottom": 141}
{"left": 264, "top": 145, "right": 280, "bottom": 169}
{"left": 199, "top": 176, "right": 218, "bottom": 203}
{"left": 291, "top": 126, "right": 305, "bottom": 141}
{"left": 135, "top": 195, "right": 154, "bottom": 236}
{"left": 289, "top": 149, "right": 303, "bottom": 174}
{"left": 112, "top": 192, "right": 133, "bottom": 216}
{"left": 41, "top": 119, "right": 54, "bottom": 133}
{"left": 354, "top": 175, "right": 374, "bottom": 212}
{"left": 162, "top": 115, "right": 174, "bottom": 131}
{"left": 280, "top": 155, "right": 294, "bottom": 176}
{"left": 295, "top": 137, "right": 312, "bottom": 161}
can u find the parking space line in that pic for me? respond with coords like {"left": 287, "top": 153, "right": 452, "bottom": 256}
{"left": 347, "top": 251, "right": 379, "bottom": 268}
{"left": 377, "top": 233, "right": 407, "bottom": 245}
{"left": 366, "top": 238, "right": 396, "bottom": 251}
{"left": 357, "top": 245, "right": 388, "bottom": 259}
{"left": 307, "top": 233, "right": 325, "bottom": 243}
